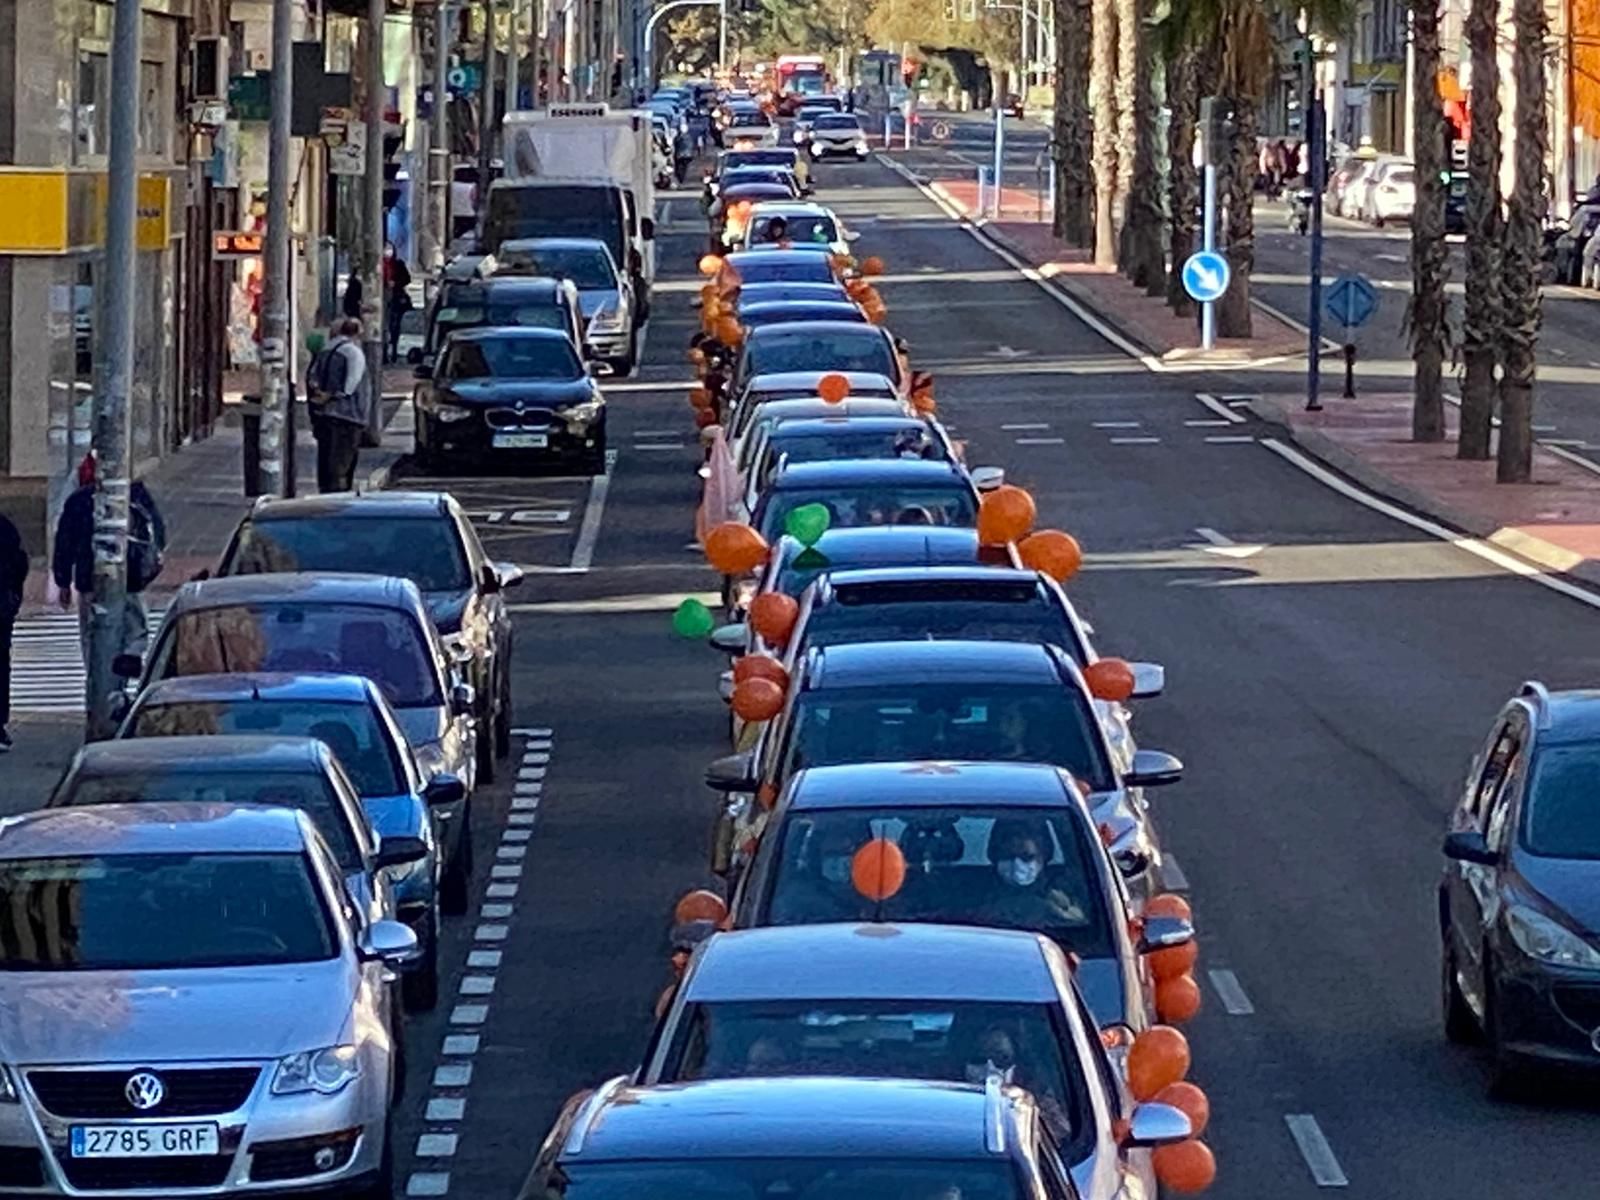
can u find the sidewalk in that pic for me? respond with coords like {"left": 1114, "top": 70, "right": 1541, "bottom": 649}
{"left": 1250, "top": 392, "right": 1600, "bottom": 588}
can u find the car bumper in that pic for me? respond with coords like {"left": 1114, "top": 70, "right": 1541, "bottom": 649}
{"left": 0, "top": 1062, "right": 389, "bottom": 1197}
{"left": 419, "top": 408, "right": 605, "bottom": 464}
{"left": 1491, "top": 947, "right": 1600, "bottom": 1067}
{"left": 586, "top": 328, "right": 631, "bottom": 358}
{"left": 810, "top": 140, "right": 869, "bottom": 157}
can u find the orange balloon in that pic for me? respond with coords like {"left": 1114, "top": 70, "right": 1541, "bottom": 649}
{"left": 716, "top": 318, "right": 744, "bottom": 346}
{"left": 695, "top": 407, "right": 718, "bottom": 429}
{"left": 699, "top": 253, "right": 723, "bottom": 276}
{"left": 911, "top": 393, "right": 937, "bottom": 416}
{"left": 731, "top": 677, "right": 785, "bottom": 722}
{"left": 757, "top": 781, "right": 780, "bottom": 810}
{"left": 865, "top": 305, "right": 888, "bottom": 326}
{"left": 862, "top": 255, "right": 885, "bottom": 276}
{"left": 733, "top": 654, "right": 790, "bottom": 692}
{"left": 674, "top": 888, "right": 730, "bottom": 926}
{"left": 704, "top": 522, "right": 770, "bottom": 574}
{"left": 1154, "top": 1082, "right": 1210, "bottom": 1137}
{"left": 1156, "top": 973, "right": 1203, "bottom": 1023}
{"left": 688, "top": 347, "right": 706, "bottom": 365}
{"left": 689, "top": 386, "right": 713, "bottom": 410}
{"left": 1126, "top": 1025, "right": 1190, "bottom": 1100}
{"left": 1018, "top": 529, "right": 1083, "bottom": 582}
{"left": 1084, "top": 657, "right": 1136, "bottom": 703}
{"left": 850, "top": 838, "right": 907, "bottom": 902}
{"left": 1149, "top": 939, "right": 1199, "bottom": 982}
{"left": 846, "top": 276, "right": 871, "bottom": 296}
{"left": 977, "top": 485, "right": 1037, "bottom": 546}
{"left": 749, "top": 591, "right": 800, "bottom": 645}
{"left": 1153, "top": 1140, "right": 1216, "bottom": 1194}
{"left": 817, "top": 373, "right": 851, "bottom": 404}
{"left": 1145, "top": 893, "right": 1192, "bottom": 921}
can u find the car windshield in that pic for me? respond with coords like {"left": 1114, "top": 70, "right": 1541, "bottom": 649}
{"left": 58, "top": 771, "right": 362, "bottom": 869}
{"left": 759, "top": 484, "right": 977, "bottom": 544}
{"left": 732, "top": 111, "right": 772, "bottom": 128}
{"left": 817, "top": 115, "right": 862, "bottom": 131}
{"left": 787, "top": 682, "right": 1113, "bottom": 790}
{"left": 0, "top": 853, "right": 336, "bottom": 970}
{"left": 434, "top": 306, "right": 569, "bottom": 351}
{"left": 668, "top": 997, "right": 1087, "bottom": 1150}
{"left": 1388, "top": 168, "right": 1415, "bottom": 185}
{"left": 127, "top": 700, "right": 406, "bottom": 797}
{"left": 157, "top": 604, "right": 441, "bottom": 709}
{"left": 733, "top": 258, "right": 837, "bottom": 284}
{"left": 751, "top": 214, "right": 838, "bottom": 244}
{"left": 749, "top": 330, "right": 894, "bottom": 379}
{"left": 444, "top": 336, "right": 583, "bottom": 381}
{"left": 499, "top": 246, "right": 616, "bottom": 289}
{"left": 1524, "top": 746, "right": 1600, "bottom": 859}
{"left": 225, "top": 516, "right": 471, "bottom": 592}
{"left": 724, "top": 152, "right": 794, "bottom": 170}
{"left": 765, "top": 427, "right": 946, "bottom": 477}
{"left": 807, "top": 583, "right": 1083, "bottom": 663}
{"left": 554, "top": 1161, "right": 1018, "bottom": 1200}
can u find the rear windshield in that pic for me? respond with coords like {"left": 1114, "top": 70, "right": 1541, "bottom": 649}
{"left": 0, "top": 853, "right": 336, "bottom": 970}
{"left": 758, "top": 483, "right": 977, "bottom": 545}
{"left": 817, "top": 115, "right": 862, "bottom": 131}
{"left": 764, "top": 427, "right": 946, "bottom": 478}
{"left": 224, "top": 516, "right": 470, "bottom": 593}
{"left": 731, "top": 111, "right": 772, "bottom": 128}
{"left": 154, "top": 604, "right": 441, "bottom": 709}
{"left": 809, "top": 582, "right": 1084, "bottom": 662}
{"left": 732, "top": 257, "right": 836, "bottom": 285}
{"left": 748, "top": 329, "right": 894, "bottom": 379}
{"left": 497, "top": 245, "right": 616, "bottom": 289}
{"left": 750, "top": 214, "right": 839, "bottom": 245}
{"left": 743, "top": 305, "right": 864, "bottom": 329}
{"left": 555, "top": 1161, "right": 1018, "bottom": 1200}
{"left": 485, "top": 186, "right": 623, "bottom": 258}
{"left": 127, "top": 700, "right": 405, "bottom": 798}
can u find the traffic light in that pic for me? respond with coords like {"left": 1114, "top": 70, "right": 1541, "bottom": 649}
{"left": 382, "top": 132, "right": 404, "bottom": 210}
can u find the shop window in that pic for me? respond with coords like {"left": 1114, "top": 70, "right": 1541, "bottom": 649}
{"left": 77, "top": 51, "right": 109, "bottom": 159}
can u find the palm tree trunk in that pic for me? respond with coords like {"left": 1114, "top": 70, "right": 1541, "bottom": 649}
{"left": 1217, "top": 95, "right": 1257, "bottom": 337}
{"left": 1407, "top": 0, "right": 1448, "bottom": 442}
{"left": 1165, "top": 43, "right": 1199, "bottom": 315}
{"left": 1091, "top": 0, "right": 1118, "bottom": 265}
{"left": 1053, "top": 0, "right": 1093, "bottom": 245}
{"left": 1128, "top": 2, "right": 1165, "bottom": 292}
{"left": 1497, "top": 0, "right": 1547, "bottom": 483}
{"left": 1458, "top": 0, "right": 1501, "bottom": 459}
{"left": 1114, "top": 0, "right": 1138, "bottom": 271}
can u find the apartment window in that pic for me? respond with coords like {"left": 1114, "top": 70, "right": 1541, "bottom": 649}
{"left": 76, "top": 52, "right": 170, "bottom": 160}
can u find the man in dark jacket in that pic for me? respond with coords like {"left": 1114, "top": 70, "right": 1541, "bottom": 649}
{"left": 306, "top": 318, "right": 372, "bottom": 492}
{"left": 51, "top": 453, "right": 166, "bottom": 672}
{"left": 0, "top": 510, "right": 27, "bottom": 751}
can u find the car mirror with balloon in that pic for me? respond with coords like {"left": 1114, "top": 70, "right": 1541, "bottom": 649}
{"left": 1129, "top": 661, "right": 1165, "bottom": 699}
{"left": 1442, "top": 829, "right": 1500, "bottom": 866}
{"left": 1138, "top": 915, "right": 1195, "bottom": 955}
{"left": 705, "top": 751, "right": 758, "bottom": 793}
{"left": 709, "top": 623, "right": 747, "bottom": 654}
{"left": 1121, "top": 1101, "right": 1192, "bottom": 1149}
{"left": 358, "top": 920, "right": 421, "bottom": 966}
{"left": 1124, "top": 748, "right": 1183, "bottom": 788}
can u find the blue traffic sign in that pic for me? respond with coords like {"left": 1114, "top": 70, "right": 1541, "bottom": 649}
{"left": 1325, "top": 273, "right": 1377, "bottom": 328}
{"left": 1181, "top": 250, "right": 1231, "bottom": 303}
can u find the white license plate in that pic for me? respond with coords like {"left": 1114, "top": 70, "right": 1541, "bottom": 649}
{"left": 71, "top": 1123, "right": 220, "bottom": 1158}
{"left": 492, "top": 433, "right": 548, "bottom": 449}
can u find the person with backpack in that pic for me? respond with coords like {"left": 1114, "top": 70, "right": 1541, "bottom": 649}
{"left": 0, "top": 509, "right": 27, "bottom": 752}
{"left": 305, "top": 318, "right": 372, "bottom": 493}
{"left": 51, "top": 452, "right": 165, "bottom": 672}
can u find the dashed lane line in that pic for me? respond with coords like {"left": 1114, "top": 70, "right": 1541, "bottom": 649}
{"left": 1207, "top": 969, "right": 1256, "bottom": 1015}
{"left": 1185, "top": 419, "right": 1232, "bottom": 427}
{"left": 1015, "top": 437, "right": 1066, "bottom": 446}
{"left": 1001, "top": 422, "right": 1051, "bottom": 431}
{"left": 1204, "top": 435, "right": 1257, "bottom": 444}
{"left": 1108, "top": 436, "right": 1161, "bottom": 445}
{"left": 1193, "top": 392, "right": 1247, "bottom": 424}
{"left": 1284, "top": 1114, "right": 1350, "bottom": 1187}
{"left": 1092, "top": 420, "right": 1143, "bottom": 429}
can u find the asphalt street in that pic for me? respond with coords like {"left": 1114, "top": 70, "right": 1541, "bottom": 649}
{"left": 361, "top": 148, "right": 1600, "bottom": 1199}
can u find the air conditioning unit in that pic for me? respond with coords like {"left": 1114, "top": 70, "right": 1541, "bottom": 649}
{"left": 248, "top": 47, "right": 271, "bottom": 72}
{"left": 191, "top": 34, "right": 228, "bottom": 100}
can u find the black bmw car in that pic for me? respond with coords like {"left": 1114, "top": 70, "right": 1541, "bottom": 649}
{"left": 414, "top": 326, "right": 607, "bottom": 474}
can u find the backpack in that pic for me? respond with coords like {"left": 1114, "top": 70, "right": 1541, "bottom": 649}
{"left": 306, "top": 345, "right": 336, "bottom": 402}
{"left": 128, "top": 493, "right": 164, "bottom": 592}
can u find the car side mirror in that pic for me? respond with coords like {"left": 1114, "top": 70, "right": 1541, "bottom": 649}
{"left": 111, "top": 653, "right": 143, "bottom": 680}
{"left": 1130, "top": 661, "right": 1164, "bottom": 699}
{"left": 969, "top": 466, "right": 1005, "bottom": 492}
{"left": 495, "top": 561, "right": 525, "bottom": 590}
{"left": 1139, "top": 914, "right": 1195, "bottom": 954}
{"left": 845, "top": 229, "right": 861, "bottom": 242}
{"left": 1125, "top": 748, "right": 1183, "bottom": 788}
{"left": 1443, "top": 829, "right": 1499, "bottom": 866}
{"left": 424, "top": 773, "right": 467, "bottom": 807}
{"left": 375, "top": 835, "right": 429, "bottom": 870}
{"left": 450, "top": 682, "right": 476, "bottom": 718}
{"left": 709, "top": 623, "right": 747, "bottom": 654}
{"left": 358, "top": 919, "right": 421, "bottom": 965}
{"left": 641, "top": 217, "right": 656, "bottom": 240}
{"left": 705, "top": 751, "right": 758, "bottom": 793}
{"left": 1122, "top": 1102, "right": 1192, "bottom": 1149}
{"left": 407, "top": 346, "right": 423, "bottom": 366}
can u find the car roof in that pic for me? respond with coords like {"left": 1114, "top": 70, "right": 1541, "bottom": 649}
{"left": 747, "top": 370, "right": 895, "bottom": 392}
{"left": 748, "top": 320, "right": 887, "bottom": 342}
{"left": 71, "top": 736, "right": 329, "bottom": 774}
{"left": 768, "top": 415, "right": 926, "bottom": 439}
{"left": 448, "top": 325, "right": 574, "bottom": 344}
{"left": 770, "top": 458, "right": 967, "bottom": 487}
{"left": 0, "top": 803, "right": 314, "bottom": 859}
{"left": 740, "top": 301, "right": 863, "bottom": 321}
{"left": 563, "top": 1076, "right": 1016, "bottom": 1161}
{"left": 1520, "top": 686, "right": 1600, "bottom": 745}
{"left": 247, "top": 491, "right": 452, "bottom": 521}
{"left": 722, "top": 184, "right": 792, "bottom": 199}
{"left": 788, "top": 761, "right": 1079, "bottom": 811}
{"left": 808, "top": 639, "right": 1066, "bottom": 688}
{"left": 748, "top": 201, "right": 833, "bottom": 218}
{"left": 686, "top": 923, "right": 1060, "bottom": 1002}
{"left": 133, "top": 672, "right": 382, "bottom": 706}
{"left": 168, "top": 572, "right": 424, "bottom": 616}
{"left": 815, "top": 566, "right": 1047, "bottom": 605}
{"left": 727, "top": 249, "right": 831, "bottom": 268}
{"left": 469, "top": 276, "right": 567, "bottom": 299}
{"left": 778, "top": 526, "right": 983, "bottom": 567}
{"left": 499, "top": 236, "right": 615, "bottom": 256}
{"left": 738, "top": 281, "right": 848, "bottom": 297}
{"left": 752, "top": 400, "right": 907, "bottom": 424}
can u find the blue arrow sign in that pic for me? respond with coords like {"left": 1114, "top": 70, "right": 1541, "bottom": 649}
{"left": 1325, "top": 273, "right": 1377, "bottom": 329}
{"left": 1181, "top": 250, "right": 1231, "bottom": 303}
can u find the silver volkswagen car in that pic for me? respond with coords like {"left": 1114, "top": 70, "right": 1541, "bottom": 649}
{"left": 0, "top": 803, "right": 417, "bottom": 1198}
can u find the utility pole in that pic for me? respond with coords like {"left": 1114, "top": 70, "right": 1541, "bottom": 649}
{"left": 260, "top": 0, "right": 294, "bottom": 498}
{"left": 479, "top": 1, "right": 499, "bottom": 200}
{"left": 86, "top": 0, "right": 141, "bottom": 739}
{"left": 431, "top": 0, "right": 452, "bottom": 285}
{"left": 1304, "top": 31, "right": 1325, "bottom": 411}
{"left": 362, "top": 0, "right": 387, "bottom": 447}
{"left": 718, "top": 0, "right": 728, "bottom": 79}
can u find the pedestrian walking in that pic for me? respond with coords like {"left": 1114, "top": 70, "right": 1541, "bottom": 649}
{"left": 306, "top": 318, "right": 372, "bottom": 493}
{"left": 342, "top": 270, "right": 363, "bottom": 320}
{"left": 51, "top": 452, "right": 166, "bottom": 675}
{"left": 385, "top": 244, "right": 412, "bottom": 364}
{"left": 0, "top": 509, "right": 27, "bottom": 752}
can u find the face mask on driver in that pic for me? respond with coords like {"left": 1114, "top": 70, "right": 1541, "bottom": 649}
{"left": 821, "top": 855, "right": 853, "bottom": 884}
{"left": 996, "top": 857, "right": 1042, "bottom": 887}
{"left": 964, "top": 1060, "right": 1016, "bottom": 1085}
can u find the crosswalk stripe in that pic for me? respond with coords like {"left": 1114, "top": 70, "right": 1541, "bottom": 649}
{"left": 9, "top": 609, "right": 164, "bottom": 714}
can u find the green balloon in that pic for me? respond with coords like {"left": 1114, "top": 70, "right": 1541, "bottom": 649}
{"left": 305, "top": 330, "right": 326, "bottom": 353}
{"left": 785, "top": 502, "right": 832, "bottom": 547}
{"left": 671, "top": 597, "right": 716, "bottom": 639}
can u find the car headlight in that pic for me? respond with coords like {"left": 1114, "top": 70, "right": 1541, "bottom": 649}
{"left": 562, "top": 398, "right": 605, "bottom": 424}
{"left": 272, "top": 1045, "right": 359, "bottom": 1096}
{"left": 431, "top": 402, "right": 474, "bottom": 424}
{"left": 1505, "top": 905, "right": 1600, "bottom": 969}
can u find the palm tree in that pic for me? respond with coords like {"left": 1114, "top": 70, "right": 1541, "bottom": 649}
{"left": 1457, "top": 0, "right": 1500, "bottom": 460}
{"left": 1162, "top": 29, "right": 1201, "bottom": 314}
{"left": 1114, "top": 0, "right": 1138, "bottom": 266}
{"left": 1052, "top": 0, "right": 1094, "bottom": 244}
{"left": 1406, "top": 0, "right": 1448, "bottom": 442}
{"left": 1124, "top": 0, "right": 1166, "bottom": 291}
{"left": 1090, "top": 0, "right": 1118, "bottom": 264}
{"left": 1496, "top": 0, "right": 1547, "bottom": 482}
{"left": 1212, "top": 0, "right": 1268, "bottom": 336}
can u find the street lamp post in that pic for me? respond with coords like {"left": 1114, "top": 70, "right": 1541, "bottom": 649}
{"left": 643, "top": 0, "right": 721, "bottom": 88}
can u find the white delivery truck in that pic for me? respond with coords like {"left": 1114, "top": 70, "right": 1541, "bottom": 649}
{"left": 493, "top": 104, "right": 657, "bottom": 318}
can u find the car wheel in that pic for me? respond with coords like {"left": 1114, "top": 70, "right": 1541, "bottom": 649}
{"left": 610, "top": 334, "right": 638, "bottom": 376}
{"left": 1441, "top": 931, "right": 1480, "bottom": 1045}
{"left": 440, "top": 803, "right": 474, "bottom": 916}
{"left": 401, "top": 904, "right": 440, "bottom": 1012}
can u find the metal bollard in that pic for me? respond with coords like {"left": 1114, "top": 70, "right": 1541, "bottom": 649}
{"left": 1343, "top": 343, "right": 1357, "bottom": 399}
{"left": 241, "top": 397, "right": 263, "bottom": 498}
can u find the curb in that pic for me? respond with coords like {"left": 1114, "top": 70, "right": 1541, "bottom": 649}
{"left": 1246, "top": 394, "right": 1600, "bottom": 591}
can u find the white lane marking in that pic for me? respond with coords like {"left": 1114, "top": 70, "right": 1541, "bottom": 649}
{"left": 1158, "top": 855, "right": 1190, "bottom": 891}
{"left": 425, "top": 1097, "right": 466, "bottom": 1122}
{"left": 1205, "top": 435, "right": 1257, "bottom": 444}
{"left": 1191, "top": 528, "right": 1266, "bottom": 558}
{"left": 1194, "top": 392, "right": 1247, "bottom": 423}
{"left": 633, "top": 442, "right": 686, "bottom": 451}
{"left": 506, "top": 812, "right": 537, "bottom": 827}
{"left": 459, "top": 975, "right": 496, "bottom": 995}
{"left": 442, "top": 1035, "right": 480, "bottom": 1056}
{"left": 1092, "top": 420, "right": 1143, "bottom": 428}
{"left": 1185, "top": 418, "right": 1232, "bottom": 427}
{"left": 490, "top": 862, "right": 524, "bottom": 879}
{"left": 496, "top": 844, "right": 528, "bottom": 860}
{"left": 1002, "top": 422, "right": 1051, "bottom": 430}
{"left": 510, "top": 726, "right": 553, "bottom": 737}
{"left": 523, "top": 751, "right": 551, "bottom": 765}
{"left": 1207, "top": 968, "right": 1256, "bottom": 1015}
{"left": 1260, "top": 438, "right": 1600, "bottom": 612}
{"left": 511, "top": 796, "right": 539, "bottom": 811}
{"left": 486, "top": 882, "right": 520, "bottom": 898}
{"left": 474, "top": 924, "right": 510, "bottom": 941}
{"left": 503, "top": 827, "right": 533, "bottom": 842}
{"left": 407, "top": 1171, "right": 451, "bottom": 1195}
{"left": 1016, "top": 437, "right": 1067, "bottom": 445}
{"left": 450, "top": 1004, "right": 489, "bottom": 1024}
{"left": 1532, "top": 424, "right": 1560, "bottom": 433}
{"left": 1284, "top": 1114, "right": 1350, "bottom": 1187}
{"left": 468, "top": 949, "right": 503, "bottom": 968}
{"left": 1109, "top": 436, "right": 1161, "bottom": 445}
{"left": 1222, "top": 397, "right": 1256, "bottom": 407}
{"left": 433, "top": 1064, "right": 473, "bottom": 1087}
{"left": 415, "top": 1133, "right": 459, "bottom": 1158}
{"left": 632, "top": 429, "right": 684, "bottom": 437}
{"left": 569, "top": 467, "right": 610, "bottom": 572}
{"left": 603, "top": 379, "right": 700, "bottom": 391}
{"left": 481, "top": 903, "right": 514, "bottom": 919}
{"left": 519, "top": 766, "right": 546, "bottom": 781}
{"left": 1541, "top": 438, "right": 1589, "bottom": 448}
{"left": 1374, "top": 252, "right": 1406, "bottom": 263}
{"left": 1543, "top": 443, "right": 1600, "bottom": 477}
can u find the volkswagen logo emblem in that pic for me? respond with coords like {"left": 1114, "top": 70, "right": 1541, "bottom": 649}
{"left": 124, "top": 1072, "right": 165, "bottom": 1111}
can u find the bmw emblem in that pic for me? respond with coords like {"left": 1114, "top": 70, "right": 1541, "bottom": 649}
{"left": 124, "top": 1072, "right": 165, "bottom": 1111}
{"left": 514, "top": 401, "right": 526, "bottom": 413}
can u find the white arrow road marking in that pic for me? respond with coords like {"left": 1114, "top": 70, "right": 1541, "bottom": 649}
{"left": 1191, "top": 527, "right": 1266, "bottom": 559}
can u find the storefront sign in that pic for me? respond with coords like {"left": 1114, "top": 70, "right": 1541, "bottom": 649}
{"left": 0, "top": 170, "right": 172, "bottom": 255}
{"left": 212, "top": 231, "right": 265, "bottom": 259}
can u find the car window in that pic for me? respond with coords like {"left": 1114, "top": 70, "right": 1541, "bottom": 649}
{"left": 749, "top": 330, "right": 894, "bottom": 379}
{"left": 225, "top": 515, "right": 471, "bottom": 592}
{"left": 807, "top": 585, "right": 1083, "bottom": 663}
{"left": 751, "top": 215, "right": 837, "bottom": 244}
{"left": 1471, "top": 725, "right": 1521, "bottom": 825}
{"left": 816, "top": 115, "right": 862, "bottom": 131}
{"left": 498, "top": 246, "right": 618, "bottom": 289}
{"left": 732, "top": 258, "right": 837, "bottom": 284}
{"left": 765, "top": 426, "right": 946, "bottom": 478}
{"left": 126, "top": 699, "right": 407, "bottom": 797}
{"left": 1522, "top": 745, "right": 1600, "bottom": 859}
{"left": 547, "top": 1160, "right": 1020, "bottom": 1199}
{"left": 0, "top": 852, "right": 337, "bottom": 970}
{"left": 443, "top": 336, "right": 582, "bottom": 381}
{"left": 758, "top": 484, "right": 978, "bottom": 545}
{"left": 785, "top": 681, "right": 1114, "bottom": 790}
{"left": 153, "top": 603, "right": 442, "bottom": 708}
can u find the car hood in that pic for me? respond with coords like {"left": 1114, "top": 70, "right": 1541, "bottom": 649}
{"left": 1518, "top": 854, "right": 1600, "bottom": 933}
{"left": 0, "top": 961, "right": 355, "bottom": 1065}
{"left": 576, "top": 288, "right": 621, "bottom": 318}
{"left": 812, "top": 127, "right": 863, "bottom": 141}
{"left": 440, "top": 379, "right": 594, "bottom": 408}
{"left": 423, "top": 590, "right": 471, "bottom": 636}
